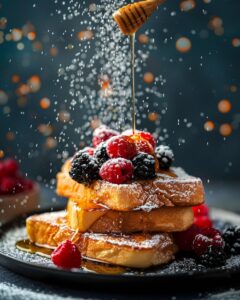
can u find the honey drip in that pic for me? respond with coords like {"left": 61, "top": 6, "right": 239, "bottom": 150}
{"left": 16, "top": 239, "right": 126, "bottom": 275}
{"left": 16, "top": 239, "right": 53, "bottom": 257}
{"left": 130, "top": 33, "right": 136, "bottom": 133}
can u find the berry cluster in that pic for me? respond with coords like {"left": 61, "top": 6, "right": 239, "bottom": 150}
{"left": 174, "top": 203, "right": 240, "bottom": 268}
{"left": 69, "top": 125, "right": 174, "bottom": 185}
{"left": 174, "top": 224, "right": 226, "bottom": 267}
{"left": 0, "top": 158, "right": 33, "bottom": 195}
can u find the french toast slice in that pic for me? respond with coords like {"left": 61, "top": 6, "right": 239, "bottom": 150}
{"left": 57, "top": 160, "right": 204, "bottom": 211}
{"left": 67, "top": 199, "right": 194, "bottom": 233}
{"left": 26, "top": 211, "right": 178, "bottom": 268}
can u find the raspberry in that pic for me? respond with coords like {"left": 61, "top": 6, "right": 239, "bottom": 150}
{"left": 194, "top": 216, "right": 213, "bottom": 229}
{"left": 174, "top": 225, "right": 202, "bottom": 252}
{"left": 92, "top": 125, "right": 119, "bottom": 147}
{"left": 135, "top": 139, "right": 154, "bottom": 155}
{"left": 4, "top": 158, "right": 19, "bottom": 176}
{"left": 122, "top": 130, "right": 156, "bottom": 149}
{"left": 94, "top": 142, "right": 109, "bottom": 167}
{"left": 0, "top": 163, "right": 6, "bottom": 178}
{"left": 137, "top": 131, "right": 156, "bottom": 149}
{"left": 132, "top": 152, "right": 156, "bottom": 179}
{"left": 193, "top": 204, "right": 209, "bottom": 218}
{"left": 192, "top": 227, "right": 224, "bottom": 256}
{"left": 0, "top": 177, "right": 17, "bottom": 194}
{"left": 155, "top": 145, "right": 174, "bottom": 170}
{"left": 99, "top": 158, "right": 133, "bottom": 184}
{"left": 222, "top": 226, "right": 240, "bottom": 255}
{"left": 0, "top": 174, "right": 32, "bottom": 195}
{"left": 69, "top": 152, "right": 99, "bottom": 184}
{"left": 106, "top": 136, "right": 137, "bottom": 159}
{"left": 23, "top": 179, "right": 34, "bottom": 191}
{"left": 199, "top": 245, "right": 227, "bottom": 267}
{"left": 51, "top": 240, "right": 82, "bottom": 269}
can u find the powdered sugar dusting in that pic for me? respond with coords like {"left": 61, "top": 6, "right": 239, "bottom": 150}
{"left": 84, "top": 232, "right": 171, "bottom": 249}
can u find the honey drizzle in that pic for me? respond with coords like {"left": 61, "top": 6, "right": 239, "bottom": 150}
{"left": 130, "top": 33, "right": 136, "bottom": 133}
{"left": 16, "top": 239, "right": 52, "bottom": 257}
{"left": 16, "top": 239, "right": 126, "bottom": 274}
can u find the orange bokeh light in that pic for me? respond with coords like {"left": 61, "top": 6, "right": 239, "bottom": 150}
{"left": 148, "top": 112, "right": 159, "bottom": 122}
{"left": 50, "top": 47, "right": 58, "bottom": 56}
{"left": 0, "top": 150, "right": 5, "bottom": 158}
{"left": 11, "top": 74, "right": 21, "bottom": 83}
{"left": 27, "top": 32, "right": 36, "bottom": 40}
{"left": 204, "top": 121, "right": 215, "bottom": 132}
{"left": 28, "top": 75, "right": 41, "bottom": 92}
{"left": 16, "top": 84, "right": 30, "bottom": 96}
{"left": 40, "top": 97, "right": 51, "bottom": 109}
{"left": 232, "top": 38, "right": 240, "bottom": 48}
{"left": 218, "top": 99, "right": 232, "bottom": 114}
{"left": 176, "top": 37, "right": 192, "bottom": 53}
{"left": 77, "top": 30, "right": 93, "bottom": 41}
{"left": 208, "top": 16, "right": 223, "bottom": 30}
{"left": 219, "top": 123, "right": 232, "bottom": 137}
{"left": 143, "top": 72, "right": 154, "bottom": 84}
{"left": 138, "top": 34, "right": 149, "bottom": 44}
{"left": 6, "top": 131, "right": 15, "bottom": 141}
{"left": 180, "top": 0, "right": 196, "bottom": 12}
{"left": 11, "top": 28, "right": 23, "bottom": 41}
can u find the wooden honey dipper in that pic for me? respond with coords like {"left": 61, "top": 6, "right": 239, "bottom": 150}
{"left": 113, "top": 0, "right": 165, "bottom": 35}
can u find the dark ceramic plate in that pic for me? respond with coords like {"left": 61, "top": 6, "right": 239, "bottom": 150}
{"left": 0, "top": 208, "right": 240, "bottom": 289}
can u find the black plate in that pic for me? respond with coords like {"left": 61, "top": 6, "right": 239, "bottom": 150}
{"left": 0, "top": 208, "right": 240, "bottom": 288}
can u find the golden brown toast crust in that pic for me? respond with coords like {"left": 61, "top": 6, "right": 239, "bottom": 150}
{"left": 26, "top": 211, "right": 178, "bottom": 268}
{"left": 67, "top": 199, "right": 194, "bottom": 233}
{"left": 57, "top": 162, "right": 205, "bottom": 211}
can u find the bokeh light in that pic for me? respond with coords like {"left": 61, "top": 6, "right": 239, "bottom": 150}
{"left": 218, "top": 99, "right": 232, "bottom": 114}
{"left": 208, "top": 16, "right": 224, "bottom": 36}
{"left": 6, "top": 131, "right": 15, "bottom": 141}
{"left": 179, "top": 0, "right": 196, "bottom": 12}
{"left": 232, "top": 38, "right": 240, "bottom": 48}
{"left": 143, "top": 72, "right": 155, "bottom": 84}
{"left": 219, "top": 123, "right": 232, "bottom": 137}
{"left": 77, "top": 30, "right": 93, "bottom": 41}
{"left": 11, "top": 28, "right": 23, "bottom": 41}
{"left": 0, "top": 150, "right": 5, "bottom": 159}
{"left": 45, "top": 137, "right": 57, "bottom": 149}
{"left": 11, "top": 75, "right": 21, "bottom": 84}
{"left": 138, "top": 34, "right": 149, "bottom": 44}
{"left": 40, "top": 97, "right": 51, "bottom": 109}
{"left": 0, "top": 90, "right": 8, "bottom": 105}
{"left": 176, "top": 37, "right": 192, "bottom": 53}
{"left": 148, "top": 112, "right": 159, "bottom": 122}
{"left": 204, "top": 121, "right": 215, "bottom": 132}
{"left": 27, "top": 75, "right": 41, "bottom": 93}
{"left": 229, "top": 85, "right": 238, "bottom": 93}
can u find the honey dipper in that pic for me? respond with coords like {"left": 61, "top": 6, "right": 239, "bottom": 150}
{"left": 113, "top": 0, "right": 165, "bottom": 35}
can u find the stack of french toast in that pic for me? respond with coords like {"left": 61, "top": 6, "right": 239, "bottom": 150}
{"left": 27, "top": 126, "right": 205, "bottom": 268}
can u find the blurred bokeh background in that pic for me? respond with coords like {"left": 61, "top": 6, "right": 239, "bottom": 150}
{"left": 0, "top": 0, "right": 239, "bottom": 207}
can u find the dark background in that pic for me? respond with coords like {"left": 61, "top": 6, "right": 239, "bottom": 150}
{"left": 0, "top": 0, "right": 240, "bottom": 184}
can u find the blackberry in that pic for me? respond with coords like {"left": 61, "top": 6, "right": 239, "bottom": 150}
{"left": 132, "top": 152, "right": 156, "bottom": 179}
{"left": 199, "top": 246, "right": 227, "bottom": 268}
{"left": 222, "top": 226, "right": 240, "bottom": 255}
{"left": 155, "top": 145, "right": 174, "bottom": 170}
{"left": 94, "top": 142, "right": 109, "bottom": 167}
{"left": 69, "top": 152, "right": 99, "bottom": 184}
